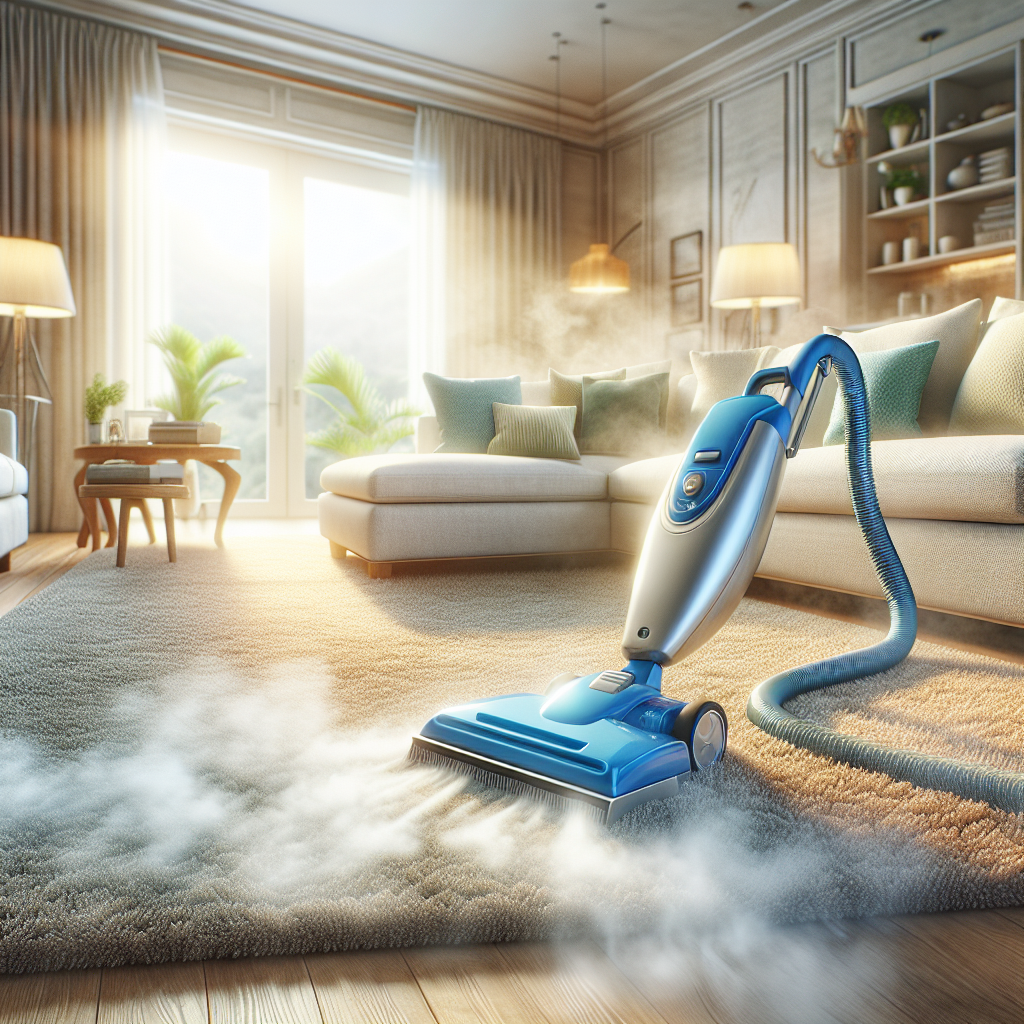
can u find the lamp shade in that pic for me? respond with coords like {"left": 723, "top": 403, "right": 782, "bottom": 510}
{"left": 569, "top": 243, "right": 630, "bottom": 294}
{"left": 0, "top": 236, "right": 76, "bottom": 318}
{"left": 709, "top": 242, "right": 801, "bottom": 310}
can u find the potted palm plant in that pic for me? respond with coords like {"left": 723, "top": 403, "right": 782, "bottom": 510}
{"left": 149, "top": 325, "right": 247, "bottom": 516}
{"left": 301, "top": 348, "right": 418, "bottom": 457}
{"left": 84, "top": 374, "right": 128, "bottom": 443}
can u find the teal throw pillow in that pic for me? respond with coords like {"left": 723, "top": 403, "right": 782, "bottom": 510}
{"left": 423, "top": 373, "right": 522, "bottom": 453}
{"left": 487, "top": 403, "right": 580, "bottom": 460}
{"left": 581, "top": 372, "right": 667, "bottom": 455}
{"left": 823, "top": 340, "right": 939, "bottom": 446}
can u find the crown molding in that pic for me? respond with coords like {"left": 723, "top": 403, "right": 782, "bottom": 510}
{"left": 26, "top": 0, "right": 929, "bottom": 147}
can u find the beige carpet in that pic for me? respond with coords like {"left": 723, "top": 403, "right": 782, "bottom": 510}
{"left": 1, "top": 535, "right": 1022, "bottom": 973}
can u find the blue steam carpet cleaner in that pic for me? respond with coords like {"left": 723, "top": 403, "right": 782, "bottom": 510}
{"left": 410, "top": 334, "right": 1024, "bottom": 821}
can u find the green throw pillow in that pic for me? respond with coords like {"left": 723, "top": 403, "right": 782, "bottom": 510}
{"left": 823, "top": 340, "right": 939, "bottom": 446}
{"left": 549, "top": 366, "right": 625, "bottom": 441}
{"left": 487, "top": 403, "right": 580, "bottom": 460}
{"left": 581, "top": 373, "right": 667, "bottom": 455}
{"left": 423, "top": 373, "right": 521, "bottom": 453}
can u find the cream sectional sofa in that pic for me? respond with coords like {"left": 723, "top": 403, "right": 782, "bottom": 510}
{"left": 0, "top": 410, "right": 29, "bottom": 572}
{"left": 318, "top": 302, "right": 1024, "bottom": 627}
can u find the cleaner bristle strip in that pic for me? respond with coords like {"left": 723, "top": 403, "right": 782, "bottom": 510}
{"left": 408, "top": 742, "right": 608, "bottom": 823}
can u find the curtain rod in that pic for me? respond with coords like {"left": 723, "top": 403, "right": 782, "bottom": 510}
{"left": 157, "top": 46, "right": 417, "bottom": 114}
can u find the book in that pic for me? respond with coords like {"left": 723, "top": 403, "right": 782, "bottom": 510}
{"left": 973, "top": 227, "right": 1015, "bottom": 245}
{"left": 148, "top": 421, "right": 222, "bottom": 444}
{"left": 85, "top": 462, "right": 185, "bottom": 484}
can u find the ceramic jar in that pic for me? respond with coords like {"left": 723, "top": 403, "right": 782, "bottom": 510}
{"left": 902, "top": 237, "right": 920, "bottom": 261}
{"left": 938, "top": 235, "right": 959, "bottom": 254}
{"left": 946, "top": 157, "right": 978, "bottom": 191}
{"left": 882, "top": 241, "right": 901, "bottom": 265}
{"left": 893, "top": 186, "right": 917, "bottom": 206}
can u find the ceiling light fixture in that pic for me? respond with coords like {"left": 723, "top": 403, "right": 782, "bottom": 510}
{"left": 570, "top": 3, "right": 632, "bottom": 294}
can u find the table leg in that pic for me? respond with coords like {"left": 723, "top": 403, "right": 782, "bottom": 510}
{"left": 140, "top": 501, "right": 157, "bottom": 544}
{"left": 116, "top": 499, "right": 135, "bottom": 567}
{"left": 163, "top": 498, "right": 177, "bottom": 562}
{"left": 99, "top": 498, "right": 117, "bottom": 548}
{"left": 203, "top": 460, "right": 241, "bottom": 548}
{"left": 74, "top": 464, "right": 100, "bottom": 551}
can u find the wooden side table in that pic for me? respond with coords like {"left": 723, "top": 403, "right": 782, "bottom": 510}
{"left": 74, "top": 443, "right": 242, "bottom": 551}
{"left": 79, "top": 484, "right": 189, "bottom": 567}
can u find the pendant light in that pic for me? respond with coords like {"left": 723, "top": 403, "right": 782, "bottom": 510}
{"left": 570, "top": 4, "right": 631, "bottom": 294}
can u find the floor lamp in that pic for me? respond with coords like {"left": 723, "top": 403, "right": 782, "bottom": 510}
{"left": 0, "top": 237, "right": 76, "bottom": 464}
{"left": 709, "top": 242, "right": 802, "bottom": 346}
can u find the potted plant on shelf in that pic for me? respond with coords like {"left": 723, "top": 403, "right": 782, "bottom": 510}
{"left": 84, "top": 374, "right": 128, "bottom": 444}
{"left": 301, "top": 348, "right": 418, "bottom": 457}
{"left": 887, "top": 166, "right": 925, "bottom": 206}
{"left": 883, "top": 102, "right": 919, "bottom": 150}
{"left": 148, "top": 325, "right": 247, "bottom": 517}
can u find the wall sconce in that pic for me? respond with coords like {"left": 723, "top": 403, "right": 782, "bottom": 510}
{"left": 812, "top": 106, "right": 867, "bottom": 169}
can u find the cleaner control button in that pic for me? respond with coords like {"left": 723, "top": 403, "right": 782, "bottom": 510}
{"left": 694, "top": 450, "right": 721, "bottom": 462}
{"left": 589, "top": 670, "right": 635, "bottom": 693}
{"left": 681, "top": 472, "right": 704, "bottom": 497}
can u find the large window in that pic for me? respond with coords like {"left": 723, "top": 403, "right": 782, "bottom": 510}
{"left": 164, "top": 129, "right": 411, "bottom": 516}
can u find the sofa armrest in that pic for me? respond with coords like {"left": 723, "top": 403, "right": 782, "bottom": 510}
{"left": 0, "top": 410, "right": 16, "bottom": 461}
{"left": 415, "top": 415, "right": 440, "bottom": 454}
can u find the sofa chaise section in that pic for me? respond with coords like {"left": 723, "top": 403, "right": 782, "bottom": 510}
{"left": 608, "top": 437, "right": 1024, "bottom": 626}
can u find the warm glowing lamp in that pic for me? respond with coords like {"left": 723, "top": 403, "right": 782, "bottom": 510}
{"left": 709, "top": 242, "right": 801, "bottom": 346}
{"left": 0, "top": 237, "right": 76, "bottom": 463}
{"left": 569, "top": 243, "right": 630, "bottom": 294}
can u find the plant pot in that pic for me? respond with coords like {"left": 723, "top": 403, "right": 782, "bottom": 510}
{"left": 888, "top": 124, "right": 913, "bottom": 149}
{"left": 86, "top": 421, "right": 103, "bottom": 444}
{"left": 174, "top": 459, "right": 203, "bottom": 520}
{"left": 893, "top": 186, "right": 916, "bottom": 206}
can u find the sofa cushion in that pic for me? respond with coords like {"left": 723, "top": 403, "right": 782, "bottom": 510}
{"left": 688, "top": 347, "right": 780, "bottom": 428}
{"left": 581, "top": 373, "right": 667, "bottom": 455}
{"left": 825, "top": 298, "right": 982, "bottom": 435}
{"left": 487, "top": 403, "right": 579, "bottom": 460}
{"left": 550, "top": 366, "right": 625, "bottom": 442}
{"left": 949, "top": 311, "right": 1024, "bottom": 435}
{"left": 611, "top": 437, "right": 1024, "bottom": 525}
{"left": 423, "top": 373, "right": 522, "bottom": 453}
{"left": 320, "top": 453, "right": 628, "bottom": 503}
{"left": 823, "top": 340, "right": 938, "bottom": 445}
{"left": 777, "top": 436, "right": 1024, "bottom": 524}
{"left": 0, "top": 454, "right": 27, "bottom": 499}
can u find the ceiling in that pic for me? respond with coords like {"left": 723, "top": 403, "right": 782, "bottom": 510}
{"left": 225, "top": 0, "right": 806, "bottom": 104}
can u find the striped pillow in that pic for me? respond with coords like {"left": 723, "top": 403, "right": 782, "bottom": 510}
{"left": 487, "top": 403, "right": 580, "bottom": 460}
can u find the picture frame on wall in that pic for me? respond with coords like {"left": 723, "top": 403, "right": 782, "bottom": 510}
{"left": 670, "top": 279, "right": 702, "bottom": 327}
{"left": 670, "top": 231, "right": 702, "bottom": 279}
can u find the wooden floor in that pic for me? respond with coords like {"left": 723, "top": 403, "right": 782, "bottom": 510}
{"left": 2, "top": 530, "right": 1024, "bottom": 1024}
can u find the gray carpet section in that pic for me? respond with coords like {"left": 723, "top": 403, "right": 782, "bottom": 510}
{"left": 1, "top": 538, "right": 1023, "bottom": 974}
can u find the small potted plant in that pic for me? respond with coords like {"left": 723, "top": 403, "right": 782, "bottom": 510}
{"left": 883, "top": 102, "right": 919, "bottom": 150}
{"left": 84, "top": 374, "right": 128, "bottom": 443}
{"left": 148, "top": 325, "right": 247, "bottom": 517}
{"left": 887, "top": 166, "right": 925, "bottom": 206}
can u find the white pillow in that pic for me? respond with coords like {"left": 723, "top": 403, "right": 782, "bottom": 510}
{"left": 988, "top": 296, "right": 1024, "bottom": 323}
{"left": 688, "top": 347, "right": 780, "bottom": 428}
{"left": 824, "top": 298, "right": 982, "bottom": 435}
{"left": 949, "top": 311, "right": 1024, "bottom": 435}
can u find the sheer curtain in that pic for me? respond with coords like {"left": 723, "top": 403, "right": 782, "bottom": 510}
{"left": 410, "top": 108, "right": 560, "bottom": 401}
{"left": 0, "top": 1, "right": 165, "bottom": 531}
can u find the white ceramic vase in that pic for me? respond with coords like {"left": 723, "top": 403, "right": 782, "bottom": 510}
{"left": 888, "top": 124, "right": 913, "bottom": 149}
{"left": 86, "top": 421, "right": 103, "bottom": 444}
{"left": 174, "top": 459, "right": 203, "bottom": 520}
{"left": 946, "top": 159, "right": 978, "bottom": 190}
{"left": 893, "top": 186, "right": 916, "bottom": 206}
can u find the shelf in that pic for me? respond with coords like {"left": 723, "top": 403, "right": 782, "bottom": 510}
{"left": 866, "top": 139, "right": 930, "bottom": 165}
{"left": 936, "top": 177, "right": 1016, "bottom": 203}
{"left": 866, "top": 241, "right": 1016, "bottom": 275}
{"left": 933, "top": 111, "right": 1015, "bottom": 146}
{"left": 868, "top": 197, "right": 930, "bottom": 220}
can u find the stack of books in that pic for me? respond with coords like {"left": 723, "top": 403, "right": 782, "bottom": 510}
{"left": 148, "top": 420, "right": 222, "bottom": 444}
{"left": 978, "top": 147, "right": 1012, "bottom": 183}
{"left": 85, "top": 460, "right": 185, "bottom": 484}
{"left": 973, "top": 199, "right": 1016, "bottom": 246}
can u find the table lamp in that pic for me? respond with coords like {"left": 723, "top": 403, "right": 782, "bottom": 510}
{"left": 0, "top": 237, "right": 76, "bottom": 463}
{"left": 709, "top": 242, "right": 801, "bottom": 346}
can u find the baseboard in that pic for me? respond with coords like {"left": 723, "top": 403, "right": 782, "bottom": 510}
{"left": 347, "top": 549, "right": 631, "bottom": 578}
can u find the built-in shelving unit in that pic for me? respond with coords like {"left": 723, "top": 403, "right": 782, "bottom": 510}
{"left": 860, "top": 46, "right": 1020, "bottom": 317}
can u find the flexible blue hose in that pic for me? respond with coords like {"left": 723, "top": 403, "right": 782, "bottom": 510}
{"left": 746, "top": 339, "right": 1024, "bottom": 813}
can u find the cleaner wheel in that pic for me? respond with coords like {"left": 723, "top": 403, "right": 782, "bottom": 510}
{"left": 672, "top": 700, "right": 727, "bottom": 769}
